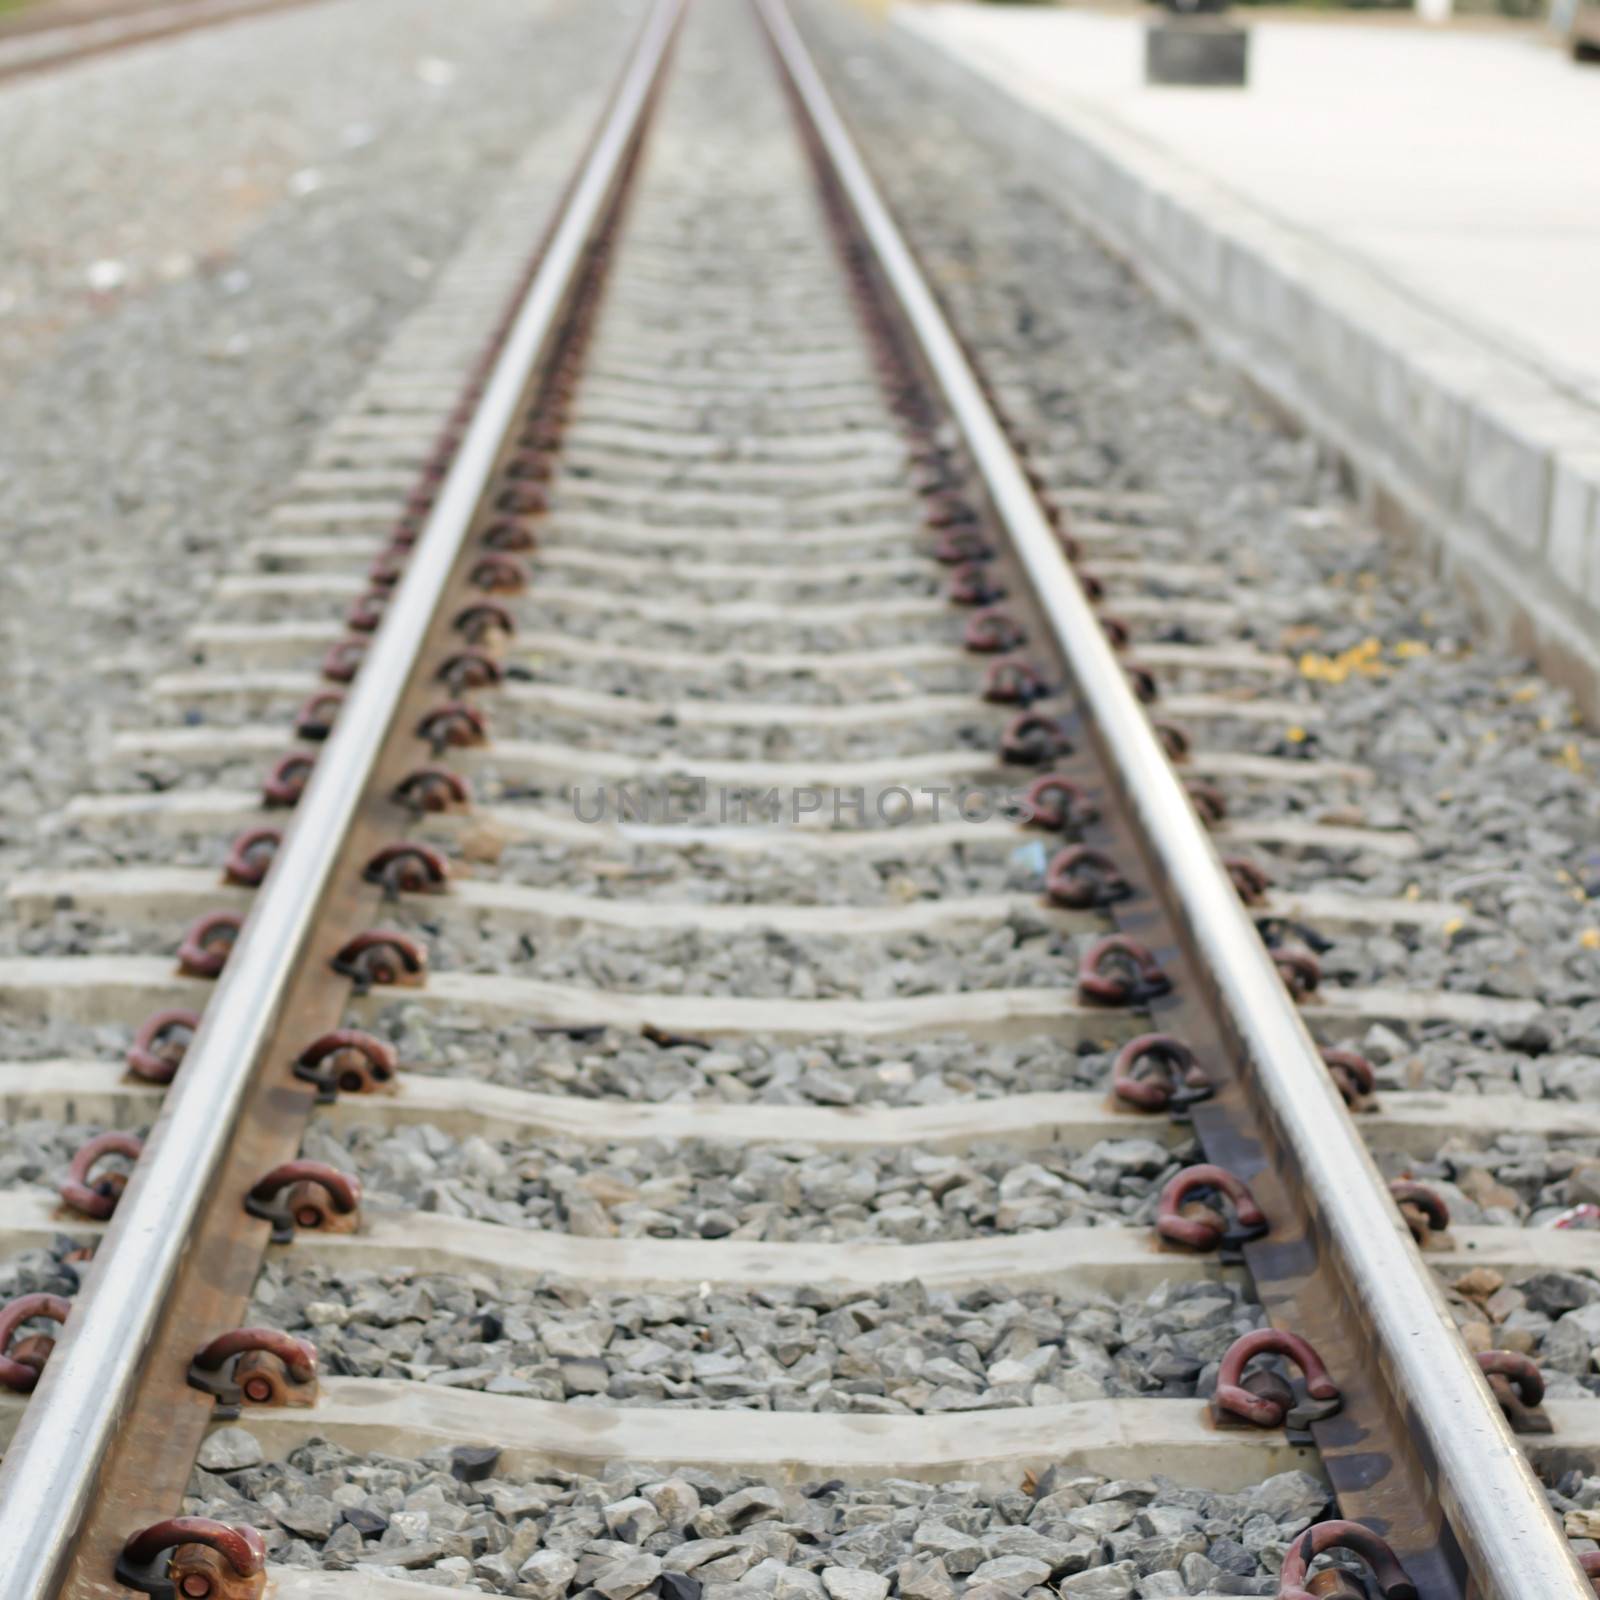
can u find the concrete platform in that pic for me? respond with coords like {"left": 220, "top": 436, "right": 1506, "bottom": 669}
{"left": 879, "top": 3, "right": 1600, "bottom": 713}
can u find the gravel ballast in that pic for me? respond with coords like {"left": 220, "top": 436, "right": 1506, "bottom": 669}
{"left": 0, "top": 0, "right": 638, "bottom": 886}
{"left": 251, "top": 1263, "right": 1264, "bottom": 1412}
{"left": 183, "top": 1442, "right": 1339, "bottom": 1596}
{"left": 298, "top": 1122, "right": 1194, "bottom": 1242}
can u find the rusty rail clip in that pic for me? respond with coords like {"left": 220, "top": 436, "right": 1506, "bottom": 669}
{"left": 245, "top": 1161, "right": 362, "bottom": 1243}
{"left": 188, "top": 1327, "right": 319, "bottom": 1417}
{"left": 1276, "top": 1520, "right": 1416, "bottom": 1600}
{"left": 117, "top": 1518, "right": 268, "bottom": 1600}
{"left": 1214, "top": 1328, "right": 1341, "bottom": 1429}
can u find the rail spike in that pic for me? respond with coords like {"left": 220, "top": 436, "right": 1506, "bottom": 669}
{"left": 117, "top": 1519, "right": 268, "bottom": 1600}
{"left": 245, "top": 1161, "right": 362, "bottom": 1244}
{"left": 1213, "top": 1328, "right": 1340, "bottom": 1428}
{"left": 188, "top": 1327, "right": 319, "bottom": 1413}
{"left": 1156, "top": 1164, "right": 1268, "bottom": 1251}
{"left": 1276, "top": 1521, "right": 1416, "bottom": 1600}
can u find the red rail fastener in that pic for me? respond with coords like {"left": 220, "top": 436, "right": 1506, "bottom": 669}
{"left": 367, "top": 550, "right": 407, "bottom": 589}
{"left": 1578, "top": 1550, "right": 1600, "bottom": 1591}
{"left": 177, "top": 911, "right": 244, "bottom": 979}
{"left": 517, "top": 421, "right": 563, "bottom": 453}
{"left": 331, "top": 929, "right": 428, "bottom": 989}
{"left": 395, "top": 765, "right": 472, "bottom": 813}
{"left": 320, "top": 637, "right": 368, "bottom": 684}
{"left": 964, "top": 608, "right": 1026, "bottom": 654}
{"left": 982, "top": 659, "right": 1049, "bottom": 706}
{"left": 947, "top": 563, "right": 1004, "bottom": 607}
{"left": 1097, "top": 614, "right": 1131, "bottom": 651}
{"left": 1076, "top": 568, "right": 1106, "bottom": 603}
{"left": 437, "top": 650, "right": 503, "bottom": 693}
{"left": 127, "top": 1008, "right": 201, "bottom": 1085}
{"left": 1274, "top": 948, "right": 1322, "bottom": 1000}
{"left": 480, "top": 520, "right": 537, "bottom": 552}
{"left": 504, "top": 449, "right": 555, "bottom": 482}
{"left": 932, "top": 529, "right": 994, "bottom": 565}
{"left": 221, "top": 828, "right": 281, "bottom": 888}
{"left": 1152, "top": 721, "right": 1191, "bottom": 763}
{"left": 1389, "top": 1179, "right": 1450, "bottom": 1243}
{"left": 1020, "top": 774, "right": 1097, "bottom": 832}
{"left": 118, "top": 1518, "right": 268, "bottom": 1600}
{"left": 245, "top": 1161, "right": 362, "bottom": 1242}
{"left": 1157, "top": 1164, "right": 1267, "bottom": 1251}
{"left": 345, "top": 589, "right": 389, "bottom": 633}
{"left": 1215, "top": 1328, "right": 1340, "bottom": 1427}
{"left": 1277, "top": 1521, "right": 1417, "bottom": 1600}
{"left": 1322, "top": 1046, "right": 1376, "bottom": 1107}
{"left": 925, "top": 491, "right": 978, "bottom": 530}
{"left": 468, "top": 552, "right": 530, "bottom": 594}
{"left": 1111, "top": 1033, "right": 1210, "bottom": 1111}
{"left": 294, "top": 1029, "right": 398, "bottom": 1100}
{"left": 1123, "top": 662, "right": 1159, "bottom": 705}
{"left": 189, "top": 1327, "right": 318, "bottom": 1409}
{"left": 1224, "top": 856, "right": 1273, "bottom": 905}
{"left": 418, "top": 701, "right": 488, "bottom": 752}
{"left": 909, "top": 455, "right": 957, "bottom": 496}
{"left": 60, "top": 1131, "right": 143, "bottom": 1219}
{"left": 293, "top": 689, "right": 344, "bottom": 743}
{"left": 364, "top": 842, "right": 449, "bottom": 898}
{"left": 999, "top": 710, "right": 1073, "bottom": 767}
{"left": 261, "top": 751, "right": 315, "bottom": 809}
{"left": 454, "top": 599, "right": 518, "bottom": 645}
{"left": 1184, "top": 779, "right": 1227, "bottom": 826}
{"left": 1478, "top": 1349, "right": 1549, "bottom": 1433}
{"left": 0, "top": 1293, "right": 70, "bottom": 1392}
{"left": 1478, "top": 1348, "right": 1544, "bottom": 1407}
{"left": 1044, "top": 845, "right": 1130, "bottom": 909}
{"left": 1077, "top": 935, "right": 1171, "bottom": 1006}
{"left": 496, "top": 486, "right": 548, "bottom": 517}
{"left": 1043, "top": 510, "right": 1081, "bottom": 565}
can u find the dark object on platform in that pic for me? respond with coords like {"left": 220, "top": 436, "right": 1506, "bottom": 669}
{"left": 1145, "top": 16, "right": 1250, "bottom": 87}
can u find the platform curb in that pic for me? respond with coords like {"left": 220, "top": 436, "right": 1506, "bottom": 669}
{"left": 882, "top": 6, "right": 1600, "bottom": 718}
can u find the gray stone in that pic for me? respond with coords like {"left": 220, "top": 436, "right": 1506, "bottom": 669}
{"left": 896, "top": 1555, "right": 957, "bottom": 1600}
{"left": 665, "top": 1540, "right": 746, "bottom": 1575}
{"left": 645, "top": 1477, "right": 703, "bottom": 1528}
{"left": 196, "top": 1428, "right": 264, "bottom": 1473}
{"left": 1057, "top": 1563, "right": 1138, "bottom": 1600}
{"left": 518, "top": 1549, "right": 579, "bottom": 1600}
{"left": 913, "top": 1520, "right": 984, "bottom": 1575}
{"left": 593, "top": 1551, "right": 662, "bottom": 1600}
{"left": 966, "top": 1554, "right": 1051, "bottom": 1592}
{"left": 704, "top": 1485, "right": 787, "bottom": 1532}
{"left": 362, "top": 1541, "right": 445, "bottom": 1570}
{"left": 820, "top": 1570, "right": 889, "bottom": 1600}
{"left": 1136, "top": 1577, "right": 1185, "bottom": 1599}
{"left": 604, "top": 1496, "right": 664, "bottom": 1543}
{"left": 1520, "top": 1274, "right": 1600, "bottom": 1317}
{"left": 278, "top": 1496, "right": 337, "bottom": 1542}
{"left": 773, "top": 1567, "right": 827, "bottom": 1600}
{"left": 1249, "top": 1472, "right": 1328, "bottom": 1526}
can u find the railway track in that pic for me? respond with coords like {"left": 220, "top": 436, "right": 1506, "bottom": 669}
{"left": 0, "top": 0, "right": 1596, "bottom": 1597}
{"left": 0, "top": 0, "right": 326, "bottom": 83}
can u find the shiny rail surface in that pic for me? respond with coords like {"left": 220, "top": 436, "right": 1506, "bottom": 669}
{"left": 0, "top": 2, "right": 685, "bottom": 1593}
{"left": 755, "top": 1, "right": 1594, "bottom": 1596}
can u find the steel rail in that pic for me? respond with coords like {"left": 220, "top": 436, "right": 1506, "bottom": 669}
{"left": 754, "top": 3, "right": 1591, "bottom": 1597}
{"left": 0, "top": 1, "right": 685, "bottom": 1592}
